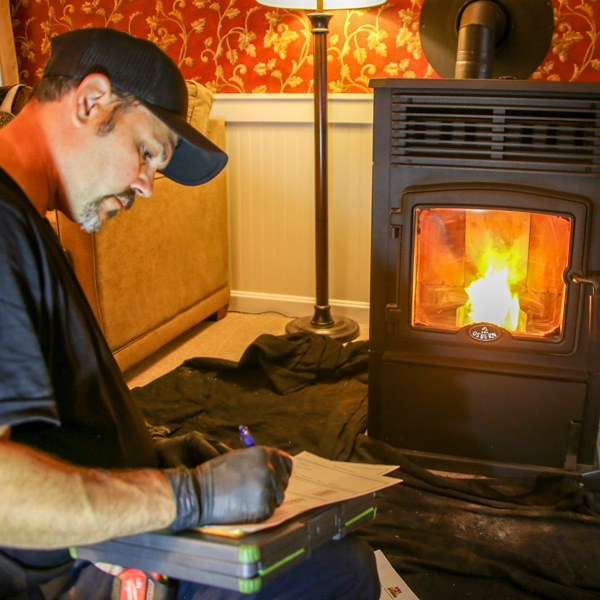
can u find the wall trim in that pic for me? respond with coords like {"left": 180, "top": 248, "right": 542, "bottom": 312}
{"left": 213, "top": 93, "right": 374, "bottom": 124}
{"left": 230, "top": 290, "right": 370, "bottom": 324}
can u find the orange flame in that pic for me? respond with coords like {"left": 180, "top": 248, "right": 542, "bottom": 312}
{"left": 458, "top": 240, "right": 527, "bottom": 332}
{"left": 465, "top": 266, "right": 521, "bottom": 330}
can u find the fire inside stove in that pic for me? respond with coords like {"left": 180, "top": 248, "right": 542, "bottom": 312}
{"left": 412, "top": 207, "right": 572, "bottom": 339}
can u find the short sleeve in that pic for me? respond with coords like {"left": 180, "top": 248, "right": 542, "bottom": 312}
{"left": 0, "top": 202, "right": 59, "bottom": 428}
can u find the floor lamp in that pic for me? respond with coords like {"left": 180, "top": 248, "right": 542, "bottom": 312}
{"left": 257, "top": 0, "right": 383, "bottom": 342}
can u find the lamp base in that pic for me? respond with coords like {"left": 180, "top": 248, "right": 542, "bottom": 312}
{"left": 285, "top": 313, "right": 360, "bottom": 343}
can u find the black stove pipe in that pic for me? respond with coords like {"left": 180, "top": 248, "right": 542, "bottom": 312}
{"left": 455, "top": 0, "right": 508, "bottom": 79}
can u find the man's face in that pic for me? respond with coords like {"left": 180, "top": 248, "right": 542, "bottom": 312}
{"left": 64, "top": 101, "right": 176, "bottom": 233}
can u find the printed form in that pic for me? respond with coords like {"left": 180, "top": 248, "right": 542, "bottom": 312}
{"left": 376, "top": 550, "right": 421, "bottom": 600}
{"left": 199, "top": 451, "right": 401, "bottom": 536}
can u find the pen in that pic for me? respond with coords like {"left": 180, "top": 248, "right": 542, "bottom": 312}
{"left": 239, "top": 425, "right": 256, "bottom": 447}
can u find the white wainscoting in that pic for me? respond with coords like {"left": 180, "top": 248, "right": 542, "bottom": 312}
{"left": 212, "top": 94, "right": 374, "bottom": 324}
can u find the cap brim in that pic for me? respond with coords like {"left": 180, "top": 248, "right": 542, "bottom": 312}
{"left": 143, "top": 101, "right": 228, "bottom": 186}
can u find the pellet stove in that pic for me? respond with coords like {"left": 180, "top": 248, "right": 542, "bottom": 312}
{"left": 368, "top": 0, "right": 600, "bottom": 476}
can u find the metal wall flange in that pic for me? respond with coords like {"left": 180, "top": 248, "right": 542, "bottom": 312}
{"left": 419, "top": 0, "right": 554, "bottom": 79}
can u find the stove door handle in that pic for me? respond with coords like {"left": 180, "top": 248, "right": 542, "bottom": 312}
{"left": 571, "top": 275, "right": 600, "bottom": 342}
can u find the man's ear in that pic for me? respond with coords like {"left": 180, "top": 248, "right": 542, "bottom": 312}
{"left": 72, "top": 73, "right": 113, "bottom": 129}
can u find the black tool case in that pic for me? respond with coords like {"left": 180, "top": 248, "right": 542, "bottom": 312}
{"left": 72, "top": 494, "right": 376, "bottom": 594}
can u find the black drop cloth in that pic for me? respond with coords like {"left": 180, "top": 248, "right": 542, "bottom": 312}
{"left": 132, "top": 332, "right": 600, "bottom": 600}
{"left": 132, "top": 332, "right": 370, "bottom": 458}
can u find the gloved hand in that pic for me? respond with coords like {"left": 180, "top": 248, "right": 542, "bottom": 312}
{"left": 155, "top": 431, "right": 231, "bottom": 468}
{"left": 163, "top": 446, "right": 293, "bottom": 530}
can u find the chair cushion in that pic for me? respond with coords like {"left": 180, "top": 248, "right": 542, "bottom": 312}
{"left": 185, "top": 80, "right": 213, "bottom": 136}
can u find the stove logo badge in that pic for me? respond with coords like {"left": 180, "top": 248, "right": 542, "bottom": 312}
{"left": 469, "top": 324, "right": 500, "bottom": 342}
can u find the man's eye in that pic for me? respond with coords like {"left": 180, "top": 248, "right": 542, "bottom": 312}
{"left": 142, "top": 147, "right": 152, "bottom": 162}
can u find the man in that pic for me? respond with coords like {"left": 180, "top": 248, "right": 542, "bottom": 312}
{"left": 0, "top": 28, "right": 379, "bottom": 600}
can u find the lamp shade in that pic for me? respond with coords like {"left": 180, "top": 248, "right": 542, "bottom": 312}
{"left": 256, "top": 0, "right": 383, "bottom": 9}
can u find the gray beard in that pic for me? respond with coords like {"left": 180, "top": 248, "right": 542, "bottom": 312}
{"left": 78, "top": 192, "right": 135, "bottom": 233}
{"left": 79, "top": 198, "right": 107, "bottom": 233}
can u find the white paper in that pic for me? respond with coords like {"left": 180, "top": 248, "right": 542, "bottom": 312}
{"left": 198, "top": 451, "right": 400, "bottom": 535}
{"left": 376, "top": 550, "right": 421, "bottom": 600}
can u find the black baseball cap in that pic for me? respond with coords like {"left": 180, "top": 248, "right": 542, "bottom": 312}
{"left": 43, "top": 28, "right": 228, "bottom": 186}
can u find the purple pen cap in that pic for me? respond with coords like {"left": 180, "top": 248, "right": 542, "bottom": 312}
{"left": 239, "top": 425, "right": 256, "bottom": 447}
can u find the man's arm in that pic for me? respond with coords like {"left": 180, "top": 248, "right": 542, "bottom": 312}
{"left": 0, "top": 435, "right": 175, "bottom": 549}
{"left": 0, "top": 433, "right": 292, "bottom": 550}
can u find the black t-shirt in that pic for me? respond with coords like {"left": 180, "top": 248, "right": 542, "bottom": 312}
{"left": 0, "top": 168, "right": 158, "bottom": 569}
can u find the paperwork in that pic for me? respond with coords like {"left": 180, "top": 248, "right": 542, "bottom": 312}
{"left": 199, "top": 451, "right": 400, "bottom": 536}
{"left": 376, "top": 550, "right": 421, "bottom": 600}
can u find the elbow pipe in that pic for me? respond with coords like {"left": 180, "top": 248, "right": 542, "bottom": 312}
{"left": 455, "top": 1, "right": 508, "bottom": 79}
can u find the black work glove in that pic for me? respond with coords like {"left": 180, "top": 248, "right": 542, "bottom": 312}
{"left": 155, "top": 431, "right": 231, "bottom": 468}
{"left": 163, "top": 446, "right": 293, "bottom": 530}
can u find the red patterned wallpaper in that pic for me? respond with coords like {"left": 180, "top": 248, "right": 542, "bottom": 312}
{"left": 9, "top": 0, "right": 600, "bottom": 93}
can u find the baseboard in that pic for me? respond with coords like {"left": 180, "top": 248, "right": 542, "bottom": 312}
{"left": 230, "top": 291, "right": 370, "bottom": 324}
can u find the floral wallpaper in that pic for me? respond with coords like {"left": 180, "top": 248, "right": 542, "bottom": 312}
{"left": 8, "top": 0, "right": 600, "bottom": 93}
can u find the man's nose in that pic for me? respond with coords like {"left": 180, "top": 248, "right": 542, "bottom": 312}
{"left": 131, "top": 167, "right": 155, "bottom": 198}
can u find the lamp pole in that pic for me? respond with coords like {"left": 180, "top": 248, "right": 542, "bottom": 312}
{"left": 309, "top": 10, "right": 333, "bottom": 327}
{"left": 285, "top": 5, "right": 360, "bottom": 341}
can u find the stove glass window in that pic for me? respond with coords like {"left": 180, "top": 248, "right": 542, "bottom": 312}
{"left": 412, "top": 207, "right": 572, "bottom": 339}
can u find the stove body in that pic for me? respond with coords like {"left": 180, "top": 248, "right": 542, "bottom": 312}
{"left": 369, "top": 78, "right": 600, "bottom": 475}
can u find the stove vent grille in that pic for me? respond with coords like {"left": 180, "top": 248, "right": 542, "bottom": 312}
{"left": 391, "top": 92, "right": 600, "bottom": 173}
